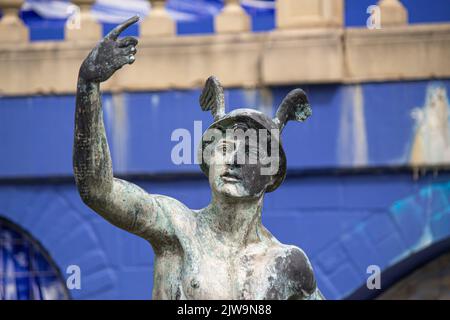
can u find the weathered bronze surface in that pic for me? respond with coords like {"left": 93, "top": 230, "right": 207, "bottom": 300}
{"left": 73, "top": 16, "right": 324, "bottom": 300}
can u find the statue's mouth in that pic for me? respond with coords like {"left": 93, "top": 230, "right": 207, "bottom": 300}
{"left": 221, "top": 171, "right": 241, "bottom": 183}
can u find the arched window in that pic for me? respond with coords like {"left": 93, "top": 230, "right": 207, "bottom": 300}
{"left": 0, "top": 217, "right": 69, "bottom": 300}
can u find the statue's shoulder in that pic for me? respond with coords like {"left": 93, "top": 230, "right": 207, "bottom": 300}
{"left": 272, "top": 244, "right": 317, "bottom": 297}
{"left": 150, "top": 194, "right": 196, "bottom": 225}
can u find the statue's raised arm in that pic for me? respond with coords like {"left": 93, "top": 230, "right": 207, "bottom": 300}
{"left": 73, "top": 16, "right": 181, "bottom": 250}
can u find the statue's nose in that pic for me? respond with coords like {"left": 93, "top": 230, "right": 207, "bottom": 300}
{"left": 224, "top": 145, "right": 244, "bottom": 167}
{"left": 224, "top": 149, "right": 238, "bottom": 166}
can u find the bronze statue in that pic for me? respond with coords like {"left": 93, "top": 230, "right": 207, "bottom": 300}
{"left": 73, "top": 16, "right": 324, "bottom": 300}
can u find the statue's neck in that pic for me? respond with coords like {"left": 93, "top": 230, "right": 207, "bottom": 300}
{"left": 205, "top": 193, "right": 264, "bottom": 246}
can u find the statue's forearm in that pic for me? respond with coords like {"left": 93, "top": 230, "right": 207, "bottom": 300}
{"left": 73, "top": 75, "right": 113, "bottom": 203}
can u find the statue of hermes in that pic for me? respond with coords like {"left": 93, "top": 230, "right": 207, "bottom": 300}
{"left": 74, "top": 16, "right": 324, "bottom": 300}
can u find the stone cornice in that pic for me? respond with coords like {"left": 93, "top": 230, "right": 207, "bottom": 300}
{"left": 0, "top": 23, "right": 449, "bottom": 96}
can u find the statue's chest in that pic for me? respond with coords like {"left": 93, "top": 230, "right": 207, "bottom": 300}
{"left": 180, "top": 242, "right": 301, "bottom": 300}
{"left": 181, "top": 250, "right": 235, "bottom": 299}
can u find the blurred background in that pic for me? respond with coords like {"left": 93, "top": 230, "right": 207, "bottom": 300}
{"left": 0, "top": 0, "right": 450, "bottom": 300}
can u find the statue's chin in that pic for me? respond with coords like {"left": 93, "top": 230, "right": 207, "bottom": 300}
{"left": 213, "top": 181, "right": 250, "bottom": 199}
{"left": 213, "top": 184, "right": 267, "bottom": 201}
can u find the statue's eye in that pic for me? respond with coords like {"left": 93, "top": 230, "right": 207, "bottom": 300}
{"left": 217, "top": 144, "right": 229, "bottom": 155}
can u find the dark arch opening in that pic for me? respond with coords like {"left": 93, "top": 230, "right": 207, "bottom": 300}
{"left": 0, "top": 216, "right": 70, "bottom": 300}
{"left": 345, "top": 237, "right": 450, "bottom": 300}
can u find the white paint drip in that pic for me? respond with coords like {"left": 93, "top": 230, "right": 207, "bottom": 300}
{"left": 338, "top": 85, "right": 368, "bottom": 166}
{"left": 259, "top": 88, "right": 274, "bottom": 117}
{"left": 111, "top": 93, "right": 129, "bottom": 172}
{"left": 243, "top": 88, "right": 259, "bottom": 111}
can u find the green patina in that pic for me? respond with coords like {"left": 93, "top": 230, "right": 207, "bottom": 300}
{"left": 73, "top": 16, "right": 323, "bottom": 300}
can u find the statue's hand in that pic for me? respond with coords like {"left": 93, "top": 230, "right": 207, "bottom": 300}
{"left": 79, "top": 16, "right": 139, "bottom": 83}
{"left": 285, "top": 89, "right": 311, "bottom": 122}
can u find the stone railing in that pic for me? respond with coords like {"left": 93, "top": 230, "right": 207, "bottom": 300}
{"left": 0, "top": 0, "right": 449, "bottom": 95}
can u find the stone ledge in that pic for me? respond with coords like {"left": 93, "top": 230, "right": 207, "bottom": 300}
{"left": 262, "top": 28, "right": 344, "bottom": 85}
{"left": 344, "top": 24, "right": 450, "bottom": 82}
{"left": 0, "top": 33, "right": 267, "bottom": 95}
{"left": 0, "top": 24, "right": 449, "bottom": 96}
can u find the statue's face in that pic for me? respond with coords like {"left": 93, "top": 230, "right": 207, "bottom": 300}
{"left": 208, "top": 127, "right": 274, "bottom": 199}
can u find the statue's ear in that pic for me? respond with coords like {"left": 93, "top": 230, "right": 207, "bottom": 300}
{"left": 199, "top": 76, "right": 225, "bottom": 121}
{"left": 273, "top": 88, "right": 312, "bottom": 131}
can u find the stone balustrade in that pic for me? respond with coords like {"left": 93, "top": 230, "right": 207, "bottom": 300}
{"left": 0, "top": 0, "right": 28, "bottom": 43}
{"left": 0, "top": 0, "right": 412, "bottom": 42}
{"left": 215, "top": 0, "right": 250, "bottom": 33}
{"left": 276, "top": 0, "right": 344, "bottom": 29}
{"left": 141, "top": 0, "right": 175, "bottom": 37}
{"left": 378, "top": 0, "right": 408, "bottom": 27}
{"left": 65, "top": 0, "right": 102, "bottom": 42}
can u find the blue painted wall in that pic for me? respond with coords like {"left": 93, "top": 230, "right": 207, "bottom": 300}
{"left": 0, "top": 172, "right": 449, "bottom": 299}
{"left": 1, "top": 79, "right": 450, "bottom": 299}
{"left": 2, "top": 80, "right": 450, "bottom": 177}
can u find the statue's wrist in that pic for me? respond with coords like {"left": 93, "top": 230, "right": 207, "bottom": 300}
{"left": 77, "top": 72, "right": 100, "bottom": 91}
